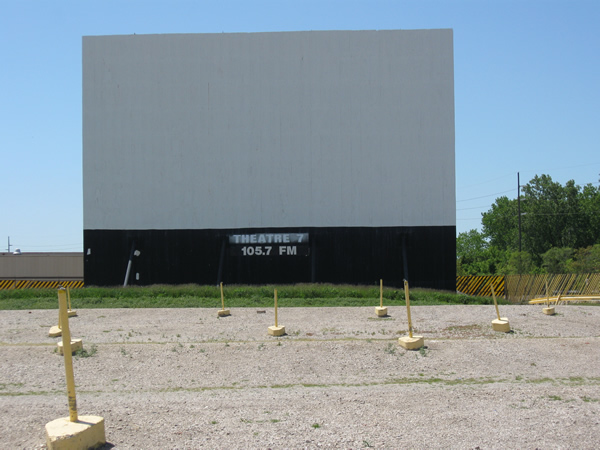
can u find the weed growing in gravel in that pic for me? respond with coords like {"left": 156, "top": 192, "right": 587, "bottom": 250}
{"left": 75, "top": 344, "right": 98, "bottom": 358}
{"left": 582, "top": 396, "right": 599, "bottom": 402}
{"left": 526, "top": 377, "right": 553, "bottom": 384}
{"left": 312, "top": 423, "right": 321, "bottom": 429}
{"left": 363, "top": 440, "right": 373, "bottom": 448}
{"left": 548, "top": 395, "right": 562, "bottom": 401}
{"left": 419, "top": 346, "right": 429, "bottom": 357}
{"left": 0, "top": 382, "right": 24, "bottom": 391}
{"left": 258, "top": 343, "right": 265, "bottom": 350}
{"left": 120, "top": 347, "right": 127, "bottom": 356}
{"left": 321, "top": 327, "right": 340, "bottom": 335}
{"left": 384, "top": 343, "right": 396, "bottom": 355}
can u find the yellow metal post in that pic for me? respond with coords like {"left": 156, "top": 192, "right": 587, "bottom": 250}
{"left": 274, "top": 289, "right": 278, "bottom": 328}
{"left": 58, "top": 288, "right": 78, "bottom": 422}
{"left": 491, "top": 283, "right": 501, "bottom": 320}
{"left": 220, "top": 282, "right": 225, "bottom": 310}
{"left": 491, "top": 283, "right": 510, "bottom": 332}
{"left": 404, "top": 280, "right": 413, "bottom": 338}
{"left": 49, "top": 298, "right": 63, "bottom": 337}
{"left": 45, "top": 288, "right": 105, "bottom": 449}
{"left": 542, "top": 278, "right": 556, "bottom": 314}
{"left": 66, "top": 286, "right": 77, "bottom": 317}
{"left": 375, "top": 278, "right": 388, "bottom": 317}
{"left": 268, "top": 288, "right": 285, "bottom": 336}
{"left": 217, "top": 282, "right": 231, "bottom": 317}
{"left": 398, "top": 280, "right": 423, "bottom": 349}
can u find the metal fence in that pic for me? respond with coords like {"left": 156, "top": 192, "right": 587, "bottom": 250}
{"left": 456, "top": 275, "right": 505, "bottom": 298}
{"left": 457, "top": 273, "right": 600, "bottom": 303}
{"left": 0, "top": 279, "right": 84, "bottom": 290}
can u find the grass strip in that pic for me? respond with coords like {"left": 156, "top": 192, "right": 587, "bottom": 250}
{"left": 0, "top": 283, "right": 499, "bottom": 310}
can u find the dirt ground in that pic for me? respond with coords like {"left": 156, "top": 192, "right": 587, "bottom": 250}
{"left": 1, "top": 304, "right": 599, "bottom": 449}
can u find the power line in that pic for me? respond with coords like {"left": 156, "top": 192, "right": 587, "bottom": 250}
{"left": 456, "top": 189, "right": 514, "bottom": 203}
{"left": 456, "top": 205, "right": 492, "bottom": 211}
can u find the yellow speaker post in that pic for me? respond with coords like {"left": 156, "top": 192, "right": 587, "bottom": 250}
{"left": 217, "top": 282, "right": 231, "bottom": 317}
{"left": 268, "top": 288, "right": 285, "bottom": 336}
{"left": 375, "top": 278, "right": 388, "bottom": 317}
{"left": 398, "top": 280, "right": 424, "bottom": 350}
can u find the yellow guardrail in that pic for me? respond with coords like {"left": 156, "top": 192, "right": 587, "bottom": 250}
{"left": 0, "top": 280, "right": 84, "bottom": 290}
{"left": 506, "top": 273, "right": 600, "bottom": 303}
{"left": 456, "top": 275, "right": 505, "bottom": 297}
{"left": 458, "top": 273, "right": 600, "bottom": 303}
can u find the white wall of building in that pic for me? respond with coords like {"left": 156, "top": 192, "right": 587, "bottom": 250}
{"left": 83, "top": 30, "right": 454, "bottom": 230}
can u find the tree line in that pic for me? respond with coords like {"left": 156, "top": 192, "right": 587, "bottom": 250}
{"left": 457, "top": 174, "right": 600, "bottom": 275}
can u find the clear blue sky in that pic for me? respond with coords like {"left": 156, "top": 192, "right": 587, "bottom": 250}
{"left": 1, "top": 0, "right": 599, "bottom": 252}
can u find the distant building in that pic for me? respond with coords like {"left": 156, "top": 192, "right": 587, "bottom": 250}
{"left": 83, "top": 30, "right": 455, "bottom": 289}
{"left": 0, "top": 252, "right": 83, "bottom": 282}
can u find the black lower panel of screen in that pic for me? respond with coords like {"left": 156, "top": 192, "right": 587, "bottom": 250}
{"left": 84, "top": 226, "right": 456, "bottom": 290}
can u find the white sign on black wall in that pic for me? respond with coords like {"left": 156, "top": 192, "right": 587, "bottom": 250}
{"left": 229, "top": 233, "right": 310, "bottom": 257}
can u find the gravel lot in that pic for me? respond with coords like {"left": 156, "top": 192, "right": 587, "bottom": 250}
{"left": 1, "top": 304, "right": 599, "bottom": 449}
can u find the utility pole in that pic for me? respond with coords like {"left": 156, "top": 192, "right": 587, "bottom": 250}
{"left": 7, "top": 236, "right": 11, "bottom": 253}
{"left": 518, "top": 173, "right": 522, "bottom": 253}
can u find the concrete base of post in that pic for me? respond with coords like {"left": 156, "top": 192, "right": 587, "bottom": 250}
{"left": 492, "top": 318, "right": 511, "bottom": 332}
{"left": 268, "top": 325, "right": 286, "bottom": 336}
{"left": 49, "top": 326, "right": 62, "bottom": 337}
{"left": 398, "top": 335, "right": 424, "bottom": 350}
{"left": 217, "top": 309, "right": 231, "bottom": 317}
{"left": 543, "top": 307, "right": 556, "bottom": 315}
{"left": 375, "top": 306, "right": 388, "bottom": 317}
{"left": 57, "top": 339, "right": 83, "bottom": 355}
{"left": 45, "top": 415, "right": 106, "bottom": 450}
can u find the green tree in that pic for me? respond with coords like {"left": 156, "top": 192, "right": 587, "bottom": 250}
{"left": 541, "top": 247, "right": 574, "bottom": 274}
{"left": 456, "top": 229, "right": 507, "bottom": 275}
{"left": 566, "top": 244, "right": 600, "bottom": 273}
{"left": 498, "top": 251, "right": 536, "bottom": 275}
{"left": 580, "top": 182, "right": 600, "bottom": 245}
{"left": 456, "top": 229, "right": 489, "bottom": 275}
{"left": 481, "top": 196, "right": 519, "bottom": 251}
{"left": 467, "top": 174, "right": 600, "bottom": 274}
{"left": 482, "top": 174, "right": 600, "bottom": 268}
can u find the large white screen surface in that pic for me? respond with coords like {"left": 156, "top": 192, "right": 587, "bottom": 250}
{"left": 83, "top": 30, "right": 455, "bottom": 230}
